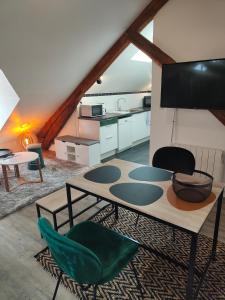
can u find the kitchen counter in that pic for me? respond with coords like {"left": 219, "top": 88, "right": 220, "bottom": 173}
{"left": 79, "top": 107, "right": 150, "bottom": 121}
{"left": 56, "top": 135, "right": 99, "bottom": 146}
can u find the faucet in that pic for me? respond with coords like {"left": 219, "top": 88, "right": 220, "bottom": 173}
{"left": 116, "top": 98, "right": 127, "bottom": 111}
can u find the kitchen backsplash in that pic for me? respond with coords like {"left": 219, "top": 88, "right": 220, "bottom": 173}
{"left": 80, "top": 91, "right": 151, "bottom": 113}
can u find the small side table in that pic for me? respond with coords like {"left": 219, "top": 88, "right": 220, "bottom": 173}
{"left": 0, "top": 152, "right": 43, "bottom": 192}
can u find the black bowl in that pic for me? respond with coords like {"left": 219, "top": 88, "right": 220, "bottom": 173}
{"left": 172, "top": 170, "right": 213, "bottom": 203}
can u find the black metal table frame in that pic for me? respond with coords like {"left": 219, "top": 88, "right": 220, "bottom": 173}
{"left": 66, "top": 182, "right": 224, "bottom": 300}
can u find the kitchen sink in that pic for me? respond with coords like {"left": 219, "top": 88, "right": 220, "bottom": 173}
{"left": 110, "top": 111, "right": 130, "bottom": 115}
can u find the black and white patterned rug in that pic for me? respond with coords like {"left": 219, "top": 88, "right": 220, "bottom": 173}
{"left": 35, "top": 207, "right": 225, "bottom": 299}
{"left": 0, "top": 158, "right": 87, "bottom": 219}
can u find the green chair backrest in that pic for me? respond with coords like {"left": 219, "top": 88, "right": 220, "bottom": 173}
{"left": 38, "top": 217, "right": 102, "bottom": 284}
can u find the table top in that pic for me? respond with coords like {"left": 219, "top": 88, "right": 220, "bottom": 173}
{"left": 67, "top": 159, "right": 224, "bottom": 234}
{"left": 0, "top": 152, "right": 38, "bottom": 166}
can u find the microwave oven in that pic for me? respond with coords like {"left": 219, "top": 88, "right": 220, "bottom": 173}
{"left": 80, "top": 104, "right": 103, "bottom": 117}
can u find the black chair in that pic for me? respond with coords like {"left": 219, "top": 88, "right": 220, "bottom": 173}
{"left": 135, "top": 146, "right": 196, "bottom": 230}
{"left": 152, "top": 146, "right": 195, "bottom": 174}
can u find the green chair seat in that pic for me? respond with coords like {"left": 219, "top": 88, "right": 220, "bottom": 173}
{"left": 67, "top": 221, "right": 138, "bottom": 284}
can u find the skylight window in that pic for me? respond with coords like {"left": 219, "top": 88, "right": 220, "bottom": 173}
{"left": 0, "top": 70, "right": 20, "bottom": 130}
{"left": 131, "top": 51, "right": 152, "bottom": 63}
{"left": 131, "top": 21, "right": 153, "bottom": 64}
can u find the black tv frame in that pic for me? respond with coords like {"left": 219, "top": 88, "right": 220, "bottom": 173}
{"left": 160, "top": 57, "right": 225, "bottom": 110}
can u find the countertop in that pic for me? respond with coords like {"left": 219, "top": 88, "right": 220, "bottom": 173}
{"left": 56, "top": 135, "right": 99, "bottom": 146}
{"left": 79, "top": 107, "right": 150, "bottom": 121}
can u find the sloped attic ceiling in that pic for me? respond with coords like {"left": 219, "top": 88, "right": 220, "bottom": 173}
{"left": 0, "top": 0, "right": 150, "bottom": 144}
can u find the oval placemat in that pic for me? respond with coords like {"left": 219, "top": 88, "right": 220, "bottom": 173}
{"left": 110, "top": 182, "right": 163, "bottom": 206}
{"left": 129, "top": 166, "right": 172, "bottom": 182}
{"left": 84, "top": 165, "right": 121, "bottom": 184}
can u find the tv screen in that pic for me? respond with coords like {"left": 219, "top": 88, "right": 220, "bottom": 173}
{"left": 160, "top": 58, "right": 225, "bottom": 109}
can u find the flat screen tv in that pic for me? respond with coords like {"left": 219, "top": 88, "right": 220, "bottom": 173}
{"left": 160, "top": 58, "right": 225, "bottom": 109}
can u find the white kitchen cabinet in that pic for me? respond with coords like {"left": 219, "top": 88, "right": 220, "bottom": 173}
{"left": 100, "top": 123, "right": 118, "bottom": 154}
{"left": 79, "top": 118, "right": 118, "bottom": 157}
{"left": 118, "top": 117, "right": 132, "bottom": 151}
{"left": 55, "top": 139, "right": 68, "bottom": 160}
{"left": 55, "top": 136, "right": 100, "bottom": 166}
{"left": 131, "top": 111, "right": 150, "bottom": 143}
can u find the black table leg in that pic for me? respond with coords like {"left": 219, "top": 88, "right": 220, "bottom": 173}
{"left": 211, "top": 189, "right": 223, "bottom": 259}
{"left": 66, "top": 183, "right": 73, "bottom": 228}
{"left": 186, "top": 233, "right": 198, "bottom": 300}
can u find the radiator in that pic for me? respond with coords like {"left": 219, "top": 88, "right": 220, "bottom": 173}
{"left": 173, "top": 143, "right": 225, "bottom": 182}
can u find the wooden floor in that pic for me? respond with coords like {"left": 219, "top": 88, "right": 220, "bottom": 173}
{"left": 0, "top": 145, "right": 224, "bottom": 300}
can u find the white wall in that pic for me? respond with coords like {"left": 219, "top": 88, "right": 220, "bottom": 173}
{"left": 150, "top": 0, "right": 225, "bottom": 161}
{"left": 0, "top": 0, "right": 150, "bottom": 149}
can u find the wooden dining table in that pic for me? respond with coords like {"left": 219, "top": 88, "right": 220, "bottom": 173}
{"left": 66, "top": 158, "right": 224, "bottom": 300}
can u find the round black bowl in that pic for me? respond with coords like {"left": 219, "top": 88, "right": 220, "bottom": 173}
{"left": 172, "top": 170, "right": 213, "bottom": 203}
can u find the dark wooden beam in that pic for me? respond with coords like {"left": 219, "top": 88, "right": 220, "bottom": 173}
{"left": 210, "top": 110, "right": 225, "bottom": 126}
{"left": 127, "top": 30, "right": 175, "bottom": 65}
{"left": 37, "top": 0, "right": 170, "bottom": 149}
{"left": 129, "top": 0, "right": 170, "bottom": 32}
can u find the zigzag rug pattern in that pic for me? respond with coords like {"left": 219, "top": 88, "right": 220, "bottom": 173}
{"left": 35, "top": 207, "right": 225, "bottom": 299}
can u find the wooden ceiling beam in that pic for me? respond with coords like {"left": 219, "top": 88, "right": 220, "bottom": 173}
{"left": 37, "top": 0, "right": 170, "bottom": 149}
{"left": 129, "top": 0, "right": 170, "bottom": 32}
{"left": 127, "top": 30, "right": 175, "bottom": 65}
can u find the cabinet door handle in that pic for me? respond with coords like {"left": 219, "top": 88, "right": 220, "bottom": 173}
{"left": 106, "top": 136, "right": 113, "bottom": 139}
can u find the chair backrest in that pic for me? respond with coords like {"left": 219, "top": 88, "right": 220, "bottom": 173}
{"left": 152, "top": 146, "right": 195, "bottom": 174}
{"left": 38, "top": 217, "right": 102, "bottom": 284}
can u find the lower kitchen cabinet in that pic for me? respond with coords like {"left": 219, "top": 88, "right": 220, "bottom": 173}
{"left": 100, "top": 123, "right": 118, "bottom": 154}
{"left": 132, "top": 111, "right": 150, "bottom": 143}
{"left": 78, "top": 110, "right": 150, "bottom": 159}
{"left": 118, "top": 117, "right": 132, "bottom": 151}
{"left": 79, "top": 118, "right": 118, "bottom": 156}
{"left": 55, "top": 136, "right": 100, "bottom": 166}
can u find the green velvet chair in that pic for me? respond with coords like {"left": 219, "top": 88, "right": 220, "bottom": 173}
{"left": 38, "top": 217, "right": 142, "bottom": 300}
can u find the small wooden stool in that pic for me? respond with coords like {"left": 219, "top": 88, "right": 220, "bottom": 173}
{"left": 36, "top": 188, "right": 87, "bottom": 231}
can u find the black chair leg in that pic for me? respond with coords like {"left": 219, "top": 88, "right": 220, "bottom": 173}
{"left": 93, "top": 284, "right": 98, "bottom": 300}
{"left": 130, "top": 261, "right": 144, "bottom": 298}
{"left": 52, "top": 271, "right": 63, "bottom": 300}
{"left": 114, "top": 204, "right": 119, "bottom": 220}
{"left": 172, "top": 228, "right": 176, "bottom": 241}
{"left": 135, "top": 215, "right": 140, "bottom": 227}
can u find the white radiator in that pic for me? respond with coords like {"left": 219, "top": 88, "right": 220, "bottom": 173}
{"left": 173, "top": 143, "right": 225, "bottom": 182}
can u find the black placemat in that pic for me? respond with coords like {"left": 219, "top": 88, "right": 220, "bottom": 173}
{"left": 110, "top": 183, "right": 163, "bottom": 206}
{"left": 129, "top": 166, "right": 172, "bottom": 182}
{"left": 84, "top": 165, "right": 121, "bottom": 184}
